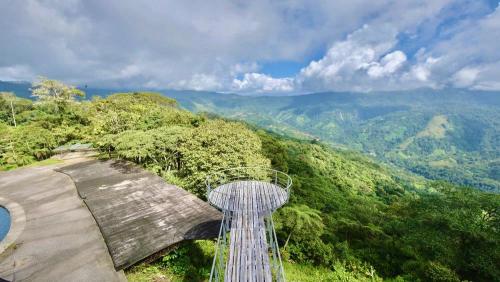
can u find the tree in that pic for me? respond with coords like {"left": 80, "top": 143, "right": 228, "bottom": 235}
{"left": 150, "top": 126, "right": 188, "bottom": 171}
{"left": 89, "top": 92, "right": 194, "bottom": 134}
{"left": 0, "top": 123, "right": 56, "bottom": 168}
{"left": 31, "top": 78, "right": 85, "bottom": 110}
{"left": 386, "top": 183, "right": 500, "bottom": 281}
{"left": 0, "top": 92, "right": 17, "bottom": 127}
{"left": 179, "top": 119, "right": 270, "bottom": 196}
{"left": 274, "top": 204, "right": 325, "bottom": 249}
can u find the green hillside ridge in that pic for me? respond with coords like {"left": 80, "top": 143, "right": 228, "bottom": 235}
{"left": 1, "top": 79, "right": 499, "bottom": 281}
{"left": 2, "top": 80, "right": 497, "bottom": 192}
{"left": 164, "top": 89, "right": 500, "bottom": 193}
{"left": 399, "top": 114, "right": 450, "bottom": 150}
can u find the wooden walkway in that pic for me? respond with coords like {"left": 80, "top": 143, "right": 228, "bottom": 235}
{"left": 207, "top": 181, "right": 288, "bottom": 281}
{"left": 208, "top": 181, "right": 288, "bottom": 214}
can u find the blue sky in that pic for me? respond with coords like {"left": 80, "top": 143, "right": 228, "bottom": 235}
{"left": 0, "top": 0, "right": 499, "bottom": 93}
{"left": 261, "top": 61, "right": 307, "bottom": 78}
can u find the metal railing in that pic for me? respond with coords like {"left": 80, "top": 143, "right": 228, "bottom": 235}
{"left": 206, "top": 166, "right": 292, "bottom": 212}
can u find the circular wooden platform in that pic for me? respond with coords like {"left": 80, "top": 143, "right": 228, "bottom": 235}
{"left": 207, "top": 180, "right": 288, "bottom": 213}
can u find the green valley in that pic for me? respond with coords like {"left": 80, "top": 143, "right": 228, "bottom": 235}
{"left": 1, "top": 80, "right": 499, "bottom": 281}
{"left": 164, "top": 89, "right": 500, "bottom": 193}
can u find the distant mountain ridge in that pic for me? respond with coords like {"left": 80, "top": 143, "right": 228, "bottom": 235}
{"left": 1, "top": 80, "right": 498, "bottom": 192}
{"left": 165, "top": 89, "right": 500, "bottom": 192}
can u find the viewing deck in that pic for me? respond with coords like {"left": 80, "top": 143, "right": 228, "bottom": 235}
{"left": 208, "top": 181, "right": 288, "bottom": 214}
{"left": 207, "top": 168, "right": 291, "bottom": 282}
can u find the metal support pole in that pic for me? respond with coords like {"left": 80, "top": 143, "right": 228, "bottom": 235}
{"left": 210, "top": 213, "right": 226, "bottom": 282}
{"left": 270, "top": 215, "right": 286, "bottom": 282}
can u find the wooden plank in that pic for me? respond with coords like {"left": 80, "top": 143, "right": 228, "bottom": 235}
{"left": 254, "top": 182, "right": 261, "bottom": 282}
{"left": 255, "top": 181, "right": 271, "bottom": 282}
{"left": 248, "top": 182, "right": 255, "bottom": 281}
{"left": 58, "top": 159, "right": 222, "bottom": 270}
{"left": 262, "top": 182, "right": 273, "bottom": 214}
{"left": 250, "top": 182, "right": 258, "bottom": 282}
{"left": 242, "top": 181, "right": 248, "bottom": 282}
{"left": 234, "top": 185, "right": 243, "bottom": 282}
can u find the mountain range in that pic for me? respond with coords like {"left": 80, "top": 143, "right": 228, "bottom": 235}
{"left": 1, "top": 81, "right": 498, "bottom": 192}
{"left": 167, "top": 89, "right": 500, "bottom": 193}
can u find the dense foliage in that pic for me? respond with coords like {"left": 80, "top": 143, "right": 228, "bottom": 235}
{"left": 3, "top": 81, "right": 498, "bottom": 192}
{"left": 262, "top": 134, "right": 499, "bottom": 281}
{"left": 1, "top": 80, "right": 499, "bottom": 281}
{"left": 1, "top": 85, "right": 268, "bottom": 196}
{"left": 165, "top": 88, "right": 500, "bottom": 193}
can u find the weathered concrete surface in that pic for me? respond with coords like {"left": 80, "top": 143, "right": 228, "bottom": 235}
{"left": 0, "top": 162, "right": 126, "bottom": 282}
{"left": 58, "top": 159, "right": 222, "bottom": 270}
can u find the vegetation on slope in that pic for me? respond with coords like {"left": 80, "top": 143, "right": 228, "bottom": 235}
{"left": 1, "top": 79, "right": 499, "bottom": 281}
{"left": 165, "top": 89, "right": 500, "bottom": 193}
{"left": 2, "top": 81, "right": 498, "bottom": 192}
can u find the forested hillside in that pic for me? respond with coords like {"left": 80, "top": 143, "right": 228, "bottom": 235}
{"left": 2, "top": 81, "right": 498, "bottom": 192}
{"left": 1, "top": 80, "right": 498, "bottom": 281}
{"left": 165, "top": 89, "right": 500, "bottom": 193}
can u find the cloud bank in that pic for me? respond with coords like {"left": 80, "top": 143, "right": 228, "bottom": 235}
{"left": 0, "top": 0, "right": 499, "bottom": 93}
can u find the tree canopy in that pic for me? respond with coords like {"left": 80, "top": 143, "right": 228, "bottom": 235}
{"left": 31, "top": 78, "right": 85, "bottom": 106}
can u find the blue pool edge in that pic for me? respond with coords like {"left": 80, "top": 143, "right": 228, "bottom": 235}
{"left": 0, "top": 198, "right": 26, "bottom": 255}
{"left": 0, "top": 206, "right": 11, "bottom": 241}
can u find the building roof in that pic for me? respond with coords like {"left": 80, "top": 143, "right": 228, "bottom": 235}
{"left": 57, "top": 159, "right": 222, "bottom": 270}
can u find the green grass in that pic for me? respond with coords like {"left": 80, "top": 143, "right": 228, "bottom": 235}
{"left": 126, "top": 264, "right": 174, "bottom": 282}
{"left": 25, "top": 158, "right": 63, "bottom": 167}
{"left": 283, "top": 261, "right": 384, "bottom": 282}
{"left": 126, "top": 240, "right": 386, "bottom": 282}
{"left": 126, "top": 240, "right": 215, "bottom": 282}
{"left": 415, "top": 115, "right": 449, "bottom": 139}
{"left": 1, "top": 158, "right": 63, "bottom": 171}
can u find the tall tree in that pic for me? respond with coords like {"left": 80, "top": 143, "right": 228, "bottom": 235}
{"left": 0, "top": 92, "right": 17, "bottom": 127}
{"left": 31, "top": 78, "right": 85, "bottom": 111}
{"left": 179, "top": 119, "right": 270, "bottom": 196}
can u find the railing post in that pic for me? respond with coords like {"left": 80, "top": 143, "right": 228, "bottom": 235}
{"left": 270, "top": 215, "right": 286, "bottom": 282}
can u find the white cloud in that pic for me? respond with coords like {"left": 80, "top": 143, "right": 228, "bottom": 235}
{"left": 230, "top": 62, "right": 260, "bottom": 76}
{"left": 470, "top": 61, "right": 500, "bottom": 90}
{"left": 290, "top": 3, "right": 500, "bottom": 92}
{"left": 452, "top": 67, "right": 480, "bottom": 87}
{"left": 403, "top": 4, "right": 500, "bottom": 90}
{"left": 0, "top": 0, "right": 498, "bottom": 92}
{"left": 366, "top": 51, "right": 407, "bottom": 78}
{"left": 118, "top": 65, "right": 142, "bottom": 79}
{"left": 295, "top": 24, "right": 409, "bottom": 91}
{"left": 232, "top": 73, "right": 294, "bottom": 93}
{"left": 407, "top": 56, "right": 440, "bottom": 82}
{"left": 300, "top": 24, "right": 397, "bottom": 79}
{"left": 172, "top": 74, "right": 222, "bottom": 91}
